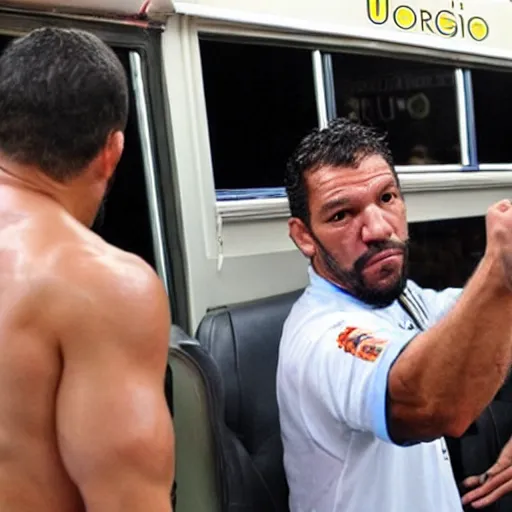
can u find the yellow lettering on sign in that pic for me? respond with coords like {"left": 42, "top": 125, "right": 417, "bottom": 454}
{"left": 366, "top": 0, "right": 490, "bottom": 42}
{"left": 468, "top": 17, "right": 489, "bottom": 41}
{"left": 367, "top": 0, "right": 389, "bottom": 25}
{"left": 436, "top": 10, "right": 457, "bottom": 37}
{"left": 394, "top": 6, "right": 416, "bottom": 30}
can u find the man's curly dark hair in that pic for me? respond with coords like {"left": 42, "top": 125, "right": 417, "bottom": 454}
{"left": 285, "top": 118, "right": 398, "bottom": 226}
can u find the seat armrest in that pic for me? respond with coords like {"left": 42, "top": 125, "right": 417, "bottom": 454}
{"left": 171, "top": 324, "right": 198, "bottom": 348}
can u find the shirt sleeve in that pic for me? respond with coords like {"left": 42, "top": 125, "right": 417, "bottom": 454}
{"left": 300, "top": 312, "right": 415, "bottom": 444}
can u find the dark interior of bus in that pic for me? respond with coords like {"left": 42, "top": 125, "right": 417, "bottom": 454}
{"left": 92, "top": 49, "right": 156, "bottom": 270}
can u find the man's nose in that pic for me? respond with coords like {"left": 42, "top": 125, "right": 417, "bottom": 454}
{"left": 361, "top": 205, "right": 394, "bottom": 243}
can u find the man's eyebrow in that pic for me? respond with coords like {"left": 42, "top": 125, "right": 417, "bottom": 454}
{"left": 381, "top": 177, "right": 399, "bottom": 189}
{"left": 379, "top": 178, "right": 402, "bottom": 196}
{"left": 319, "top": 197, "right": 350, "bottom": 216}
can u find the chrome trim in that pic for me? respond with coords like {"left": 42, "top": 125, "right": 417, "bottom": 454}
{"left": 399, "top": 170, "right": 512, "bottom": 191}
{"left": 479, "top": 164, "right": 512, "bottom": 171}
{"left": 129, "top": 51, "right": 169, "bottom": 292}
{"left": 455, "top": 69, "right": 470, "bottom": 167}
{"left": 322, "top": 53, "right": 337, "bottom": 121}
{"left": 312, "top": 50, "right": 328, "bottom": 128}
{"left": 395, "top": 164, "right": 465, "bottom": 173}
{"left": 463, "top": 69, "right": 478, "bottom": 165}
{"left": 217, "top": 198, "right": 289, "bottom": 222}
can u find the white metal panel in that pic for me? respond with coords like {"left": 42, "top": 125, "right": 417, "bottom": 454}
{"left": 404, "top": 187, "right": 512, "bottom": 223}
{"left": 175, "top": 0, "right": 512, "bottom": 61}
{"left": 161, "top": 13, "right": 512, "bottom": 331}
{"left": 161, "top": 16, "right": 221, "bottom": 331}
{"left": 0, "top": 0, "right": 174, "bottom": 18}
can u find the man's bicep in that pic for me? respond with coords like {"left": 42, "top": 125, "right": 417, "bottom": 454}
{"left": 57, "top": 349, "right": 174, "bottom": 506}
{"left": 302, "top": 320, "right": 413, "bottom": 443}
{"left": 56, "top": 264, "right": 174, "bottom": 509}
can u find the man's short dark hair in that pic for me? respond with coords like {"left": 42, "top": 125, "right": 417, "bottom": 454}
{"left": 285, "top": 118, "right": 398, "bottom": 226}
{"left": 0, "top": 27, "right": 129, "bottom": 181}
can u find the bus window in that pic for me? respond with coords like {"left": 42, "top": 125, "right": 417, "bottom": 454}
{"left": 199, "top": 39, "right": 318, "bottom": 194}
{"left": 472, "top": 69, "right": 512, "bottom": 165}
{"left": 408, "top": 216, "right": 485, "bottom": 290}
{"left": 331, "top": 53, "right": 460, "bottom": 166}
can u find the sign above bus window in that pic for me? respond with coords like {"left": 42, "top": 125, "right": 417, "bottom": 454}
{"left": 175, "top": 0, "right": 512, "bottom": 56}
{"left": 367, "top": 0, "right": 489, "bottom": 42}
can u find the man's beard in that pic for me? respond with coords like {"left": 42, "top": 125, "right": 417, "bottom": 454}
{"left": 311, "top": 233, "right": 409, "bottom": 308}
{"left": 91, "top": 197, "right": 107, "bottom": 232}
{"left": 91, "top": 174, "right": 115, "bottom": 232}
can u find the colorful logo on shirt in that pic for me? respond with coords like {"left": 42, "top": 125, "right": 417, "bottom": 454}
{"left": 336, "top": 326, "right": 388, "bottom": 362}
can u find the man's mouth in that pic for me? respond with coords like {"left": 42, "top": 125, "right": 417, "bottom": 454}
{"left": 364, "top": 249, "right": 403, "bottom": 268}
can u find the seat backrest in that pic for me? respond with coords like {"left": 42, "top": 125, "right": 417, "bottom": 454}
{"left": 170, "top": 325, "right": 281, "bottom": 512}
{"left": 169, "top": 325, "right": 222, "bottom": 512}
{"left": 196, "top": 290, "right": 302, "bottom": 512}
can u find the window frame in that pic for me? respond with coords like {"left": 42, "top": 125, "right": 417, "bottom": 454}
{"left": 195, "top": 25, "right": 512, "bottom": 224}
{"left": 467, "top": 66, "right": 512, "bottom": 169}
{"left": 324, "top": 51, "right": 473, "bottom": 171}
{"left": 198, "top": 35, "right": 322, "bottom": 200}
{"left": 202, "top": 36, "right": 486, "bottom": 203}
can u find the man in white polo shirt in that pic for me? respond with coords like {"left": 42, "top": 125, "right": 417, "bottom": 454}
{"left": 277, "top": 118, "right": 512, "bottom": 511}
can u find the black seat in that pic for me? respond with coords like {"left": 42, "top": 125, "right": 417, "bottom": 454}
{"left": 170, "top": 323, "right": 288, "bottom": 512}
{"left": 168, "top": 326, "right": 222, "bottom": 512}
{"left": 196, "top": 290, "right": 302, "bottom": 512}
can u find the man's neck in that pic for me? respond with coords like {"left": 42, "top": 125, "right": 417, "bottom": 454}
{"left": 0, "top": 159, "right": 92, "bottom": 226}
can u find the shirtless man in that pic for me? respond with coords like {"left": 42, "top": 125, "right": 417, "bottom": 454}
{"left": 0, "top": 28, "right": 174, "bottom": 511}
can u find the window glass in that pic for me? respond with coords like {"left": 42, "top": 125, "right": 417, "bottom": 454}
{"left": 200, "top": 39, "right": 318, "bottom": 193}
{"left": 408, "top": 216, "right": 484, "bottom": 290}
{"left": 472, "top": 69, "right": 512, "bottom": 164}
{"left": 332, "top": 53, "right": 460, "bottom": 166}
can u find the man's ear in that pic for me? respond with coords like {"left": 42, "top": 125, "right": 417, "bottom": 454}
{"left": 289, "top": 217, "right": 316, "bottom": 259}
{"left": 99, "top": 130, "right": 124, "bottom": 182}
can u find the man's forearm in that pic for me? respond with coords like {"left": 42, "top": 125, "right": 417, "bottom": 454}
{"left": 389, "top": 255, "right": 512, "bottom": 441}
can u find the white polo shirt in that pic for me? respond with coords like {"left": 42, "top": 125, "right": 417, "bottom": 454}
{"left": 277, "top": 267, "right": 463, "bottom": 512}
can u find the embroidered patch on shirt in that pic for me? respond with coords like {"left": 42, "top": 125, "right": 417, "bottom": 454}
{"left": 336, "top": 326, "right": 388, "bottom": 362}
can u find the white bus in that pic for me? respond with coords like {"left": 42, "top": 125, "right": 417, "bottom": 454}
{"left": 2, "top": 0, "right": 512, "bottom": 510}
{"left": 3, "top": 0, "right": 510, "bottom": 330}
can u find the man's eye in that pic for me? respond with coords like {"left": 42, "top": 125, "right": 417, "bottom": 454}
{"left": 331, "top": 211, "right": 347, "bottom": 222}
{"left": 381, "top": 192, "right": 394, "bottom": 203}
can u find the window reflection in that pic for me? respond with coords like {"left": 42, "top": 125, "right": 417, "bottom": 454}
{"left": 332, "top": 54, "right": 460, "bottom": 166}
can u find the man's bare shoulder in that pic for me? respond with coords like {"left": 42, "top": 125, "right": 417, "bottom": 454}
{"left": 58, "top": 238, "right": 162, "bottom": 297}
{"left": 45, "top": 230, "right": 170, "bottom": 347}
{"left": 68, "top": 243, "right": 165, "bottom": 305}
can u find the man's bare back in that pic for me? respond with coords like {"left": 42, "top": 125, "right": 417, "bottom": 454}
{"left": 0, "top": 184, "right": 174, "bottom": 511}
{"left": 0, "top": 28, "right": 174, "bottom": 511}
{"left": 0, "top": 190, "right": 91, "bottom": 510}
